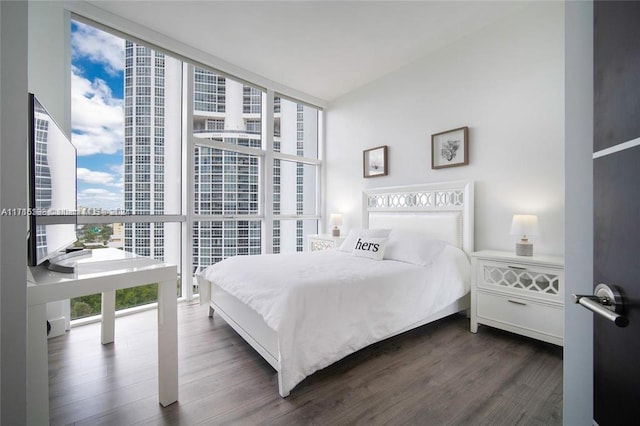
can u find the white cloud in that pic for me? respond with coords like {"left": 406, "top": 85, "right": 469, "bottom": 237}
{"left": 77, "top": 167, "right": 121, "bottom": 187}
{"left": 81, "top": 188, "right": 116, "bottom": 196}
{"left": 108, "top": 164, "right": 124, "bottom": 189}
{"left": 71, "top": 69, "right": 124, "bottom": 156}
{"left": 71, "top": 21, "right": 125, "bottom": 75}
{"left": 77, "top": 188, "right": 122, "bottom": 210}
{"left": 76, "top": 165, "right": 123, "bottom": 210}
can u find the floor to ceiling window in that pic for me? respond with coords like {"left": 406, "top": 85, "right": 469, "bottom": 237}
{"left": 70, "top": 20, "right": 183, "bottom": 318}
{"left": 272, "top": 96, "right": 320, "bottom": 254}
{"left": 191, "top": 69, "right": 264, "bottom": 275}
{"left": 70, "top": 17, "right": 322, "bottom": 314}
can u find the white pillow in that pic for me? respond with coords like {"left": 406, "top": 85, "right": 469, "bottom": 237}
{"left": 338, "top": 228, "right": 392, "bottom": 252}
{"left": 351, "top": 237, "right": 388, "bottom": 260}
{"left": 384, "top": 231, "right": 447, "bottom": 266}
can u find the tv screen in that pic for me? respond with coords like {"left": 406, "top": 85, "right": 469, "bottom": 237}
{"left": 27, "top": 93, "right": 78, "bottom": 267}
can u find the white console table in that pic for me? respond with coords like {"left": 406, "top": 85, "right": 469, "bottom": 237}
{"left": 26, "top": 248, "right": 178, "bottom": 426}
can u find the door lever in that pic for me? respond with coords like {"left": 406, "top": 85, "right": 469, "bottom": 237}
{"left": 572, "top": 283, "right": 629, "bottom": 327}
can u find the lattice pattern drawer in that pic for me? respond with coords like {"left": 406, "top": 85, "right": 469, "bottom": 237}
{"left": 479, "top": 262, "right": 562, "bottom": 299}
{"left": 310, "top": 240, "right": 335, "bottom": 251}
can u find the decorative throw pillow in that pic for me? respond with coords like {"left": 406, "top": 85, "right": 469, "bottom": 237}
{"left": 351, "top": 237, "right": 388, "bottom": 260}
{"left": 384, "top": 231, "right": 447, "bottom": 266}
{"left": 338, "top": 228, "right": 392, "bottom": 252}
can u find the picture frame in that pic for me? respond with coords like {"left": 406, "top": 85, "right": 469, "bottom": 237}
{"left": 431, "top": 126, "right": 469, "bottom": 169}
{"left": 363, "top": 145, "right": 388, "bottom": 178}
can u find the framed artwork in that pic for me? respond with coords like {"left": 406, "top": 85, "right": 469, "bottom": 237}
{"left": 431, "top": 126, "right": 469, "bottom": 169}
{"left": 363, "top": 145, "right": 388, "bottom": 178}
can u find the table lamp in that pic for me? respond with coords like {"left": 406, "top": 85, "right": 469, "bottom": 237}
{"left": 510, "top": 214, "right": 539, "bottom": 256}
{"left": 330, "top": 213, "right": 343, "bottom": 237}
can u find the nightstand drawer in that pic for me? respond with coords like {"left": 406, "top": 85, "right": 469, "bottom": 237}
{"left": 476, "top": 260, "right": 563, "bottom": 302}
{"left": 476, "top": 291, "right": 563, "bottom": 341}
{"left": 309, "top": 239, "right": 336, "bottom": 251}
{"left": 307, "top": 234, "right": 345, "bottom": 251}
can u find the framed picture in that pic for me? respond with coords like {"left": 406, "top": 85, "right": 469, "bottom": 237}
{"left": 363, "top": 145, "right": 388, "bottom": 178}
{"left": 431, "top": 126, "right": 469, "bottom": 169}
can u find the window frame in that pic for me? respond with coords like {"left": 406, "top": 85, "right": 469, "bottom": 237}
{"left": 188, "top": 69, "right": 323, "bottom": 296}
{"left": 69, "top": 10, "right": 324, "bottom": 303}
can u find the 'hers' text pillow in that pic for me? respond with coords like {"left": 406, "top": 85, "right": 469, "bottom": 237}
{"left": 351, "top": 237, "right": 388, "bottom": 260}
{"left": 338, "top": 228, "right": 392, "bottom": 252}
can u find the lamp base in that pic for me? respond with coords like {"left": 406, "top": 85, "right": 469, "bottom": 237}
{"left": 515, "top": 242, "right": 533, "bottom": 256}
{"left": 332, "top": 228, "right": 340, "bottom": 237}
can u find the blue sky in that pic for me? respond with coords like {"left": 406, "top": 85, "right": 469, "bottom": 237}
{"left": 71, "top": 20, "right": 125, "bottom": 210}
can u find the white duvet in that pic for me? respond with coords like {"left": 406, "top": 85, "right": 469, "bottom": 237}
{"left": 198, "top": 245, "right": 470, "bottom": 396}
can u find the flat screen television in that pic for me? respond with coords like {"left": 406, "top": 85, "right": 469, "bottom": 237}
{"left": 27, "top": 93, "right": 78, "bottom": 267}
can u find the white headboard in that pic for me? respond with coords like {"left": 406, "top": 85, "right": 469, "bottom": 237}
{"left": 362, "top": 181, "right": 474, "bottom": 255}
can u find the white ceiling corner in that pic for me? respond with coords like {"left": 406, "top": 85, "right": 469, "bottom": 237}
{"left": 86, "top": 0, "right": 531, "bottom": 103}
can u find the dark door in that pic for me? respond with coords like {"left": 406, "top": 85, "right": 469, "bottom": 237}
{"left": 593, "top": 1, "right": 640, "bottom": 424}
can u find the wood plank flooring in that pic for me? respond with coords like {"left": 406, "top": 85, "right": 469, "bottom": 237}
{"left": 48, "top": 301, "right": 562, "bottom": 425}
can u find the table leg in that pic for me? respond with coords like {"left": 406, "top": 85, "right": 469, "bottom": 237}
{"left": 27, "top": 303, "right": 49, "bottom": 426}
{"left": 157, "top": 277, "right": 178, "bottom": 406}
{"left": 101, "top": 290, "right": 116, "bottom": 344}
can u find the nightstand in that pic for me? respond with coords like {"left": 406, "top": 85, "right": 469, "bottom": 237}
{"left": 307, "top": 234, "right": 345, "bottom": 251}
{"left": 470, "top": 250, "right": 564, "bottom": 346}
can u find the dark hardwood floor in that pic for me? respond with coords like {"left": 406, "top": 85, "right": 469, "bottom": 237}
{"left": 48, "top": 301, "right": 562, "bottom": 425}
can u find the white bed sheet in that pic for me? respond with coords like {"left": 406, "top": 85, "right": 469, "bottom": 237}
{"left": 198, "top": 244, "right": 470, "bottom": 396}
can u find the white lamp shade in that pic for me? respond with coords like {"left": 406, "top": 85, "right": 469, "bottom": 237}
{"left": 330, "top": 214, "right": 343, "bottom": 226}
{"left": 510, "top": 214, "right": 539, "bottom": 237}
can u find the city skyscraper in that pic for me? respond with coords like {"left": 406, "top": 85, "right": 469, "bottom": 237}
{"left": 69, "top": 22, "right": 320, "bottom": 318}
{"left": 192, "top": 68, "right": 263, "bottom": 271}
{"left": 124, "top": 41, "right": 318, "bottom": 275}
{"left": 123, "top": 42, "right": 180, "bottom": 259}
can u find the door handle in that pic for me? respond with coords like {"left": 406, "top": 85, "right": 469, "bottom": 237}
{"left": 572, "top": 283, "right": 629, "bottom": 327}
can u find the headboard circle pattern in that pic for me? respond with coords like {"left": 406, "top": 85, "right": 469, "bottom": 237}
{"left": 362, "top": 181, "right": 474, "bottom": 255}
{"left": 367, "top": 190, "right": 464, "bottom": 209}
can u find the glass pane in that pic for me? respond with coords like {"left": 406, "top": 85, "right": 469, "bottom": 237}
{"left": 273, "top": 219, "right": 318, "bottom": 253}
{"left": 273, "top": 159, "right": 317, "bottom": 216}
{"left": 192, "top": 220, "right": 262, "bottom": 274}
{"left": 192, "top": 67, "right": 263, "bottom": 150}
{"left": 70, "top": 21, "right": 184, "bottom": 318}
{"left": 273, "top": 97, "right": 318, "bottom": 158}
{"left": 70, "top": 221, "right": 182, "bottom": 320}
{"left": 71, "top": 21, "right": 182, "bottom": 216}
{"left": 194, "top": 146, "right": 260, "bottom": 215}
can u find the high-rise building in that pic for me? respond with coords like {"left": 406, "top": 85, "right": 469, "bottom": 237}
{"left": 123, "top": 42, "right": 180, "bottom": 259}
{"left": 192, "top": 68, "right": 262, "bottom": 272}
{"left": 272, "top": 98, "right": 319, "bottom": 254}
{"left": 124, "top": 43, "right": 317, "bottom": 275}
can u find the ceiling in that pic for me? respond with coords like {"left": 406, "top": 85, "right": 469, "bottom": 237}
{"left": 87, "top": 1, "right": 530, "bottom": 103}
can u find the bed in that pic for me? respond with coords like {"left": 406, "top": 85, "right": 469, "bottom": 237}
{"left": 197, "top": 180, "right": 474, "bottom": 397}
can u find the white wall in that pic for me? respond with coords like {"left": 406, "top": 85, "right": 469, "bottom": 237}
{"left": 29, "top": 1, "right": 72, "bottom": 336}
{"left": 29, "top": 1, "right": 69, "bottom": 129}
{"left": 1, "top": 1, "right": 67, "bottom": 420}
{"left": 325, "top": 2, "right": 564, "bottom": 256}
{"left": 1, "top": 1, "right": 29, "bottom": 423}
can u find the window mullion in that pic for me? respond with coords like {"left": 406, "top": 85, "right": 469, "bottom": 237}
{"left": 272, "top": 151, "right": 321, "bottom": 166}
{"left": 76, "top": 214, "right": 185, "bottom": 225}
{"left": 263, "top": 90, "right": 275, "bottom": 254}
{"left": 317, "top": 109, "right": 325, "bottom": 226}
{"left": 183, "top": 63, "right": 195, "bottom": 301}
{"left": 193, "top": 214, "right": 264, "bottom": 221}
{"left": 272, "top": 214, "right": 321, "bottom": 220}
{"left": 190, "top": 136, "right": 266, "bottom": 158}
